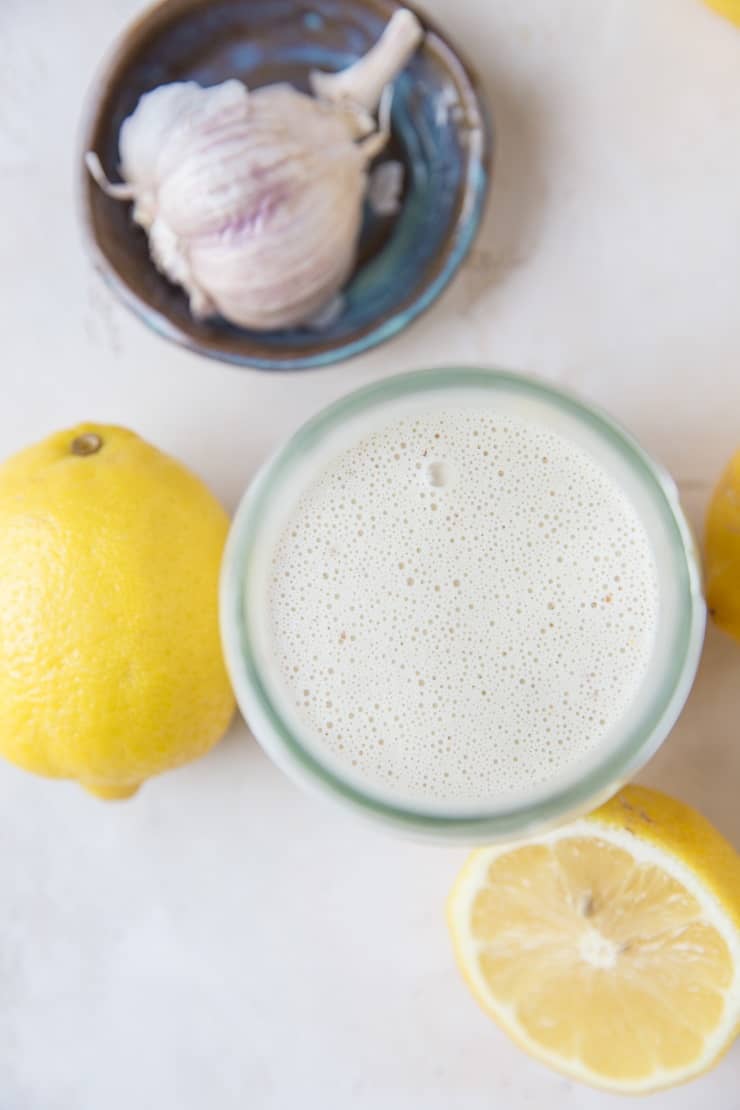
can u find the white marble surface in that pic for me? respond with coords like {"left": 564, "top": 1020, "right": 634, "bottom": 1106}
{"left": 2, "top": 0, "right": 740, "bottom": 1106}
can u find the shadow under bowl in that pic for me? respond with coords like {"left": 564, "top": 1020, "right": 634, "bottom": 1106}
{"left": 80, "top": 0, "right": 492, "bottom": 371}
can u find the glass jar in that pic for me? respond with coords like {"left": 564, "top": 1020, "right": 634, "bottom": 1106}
{"left": 220, "top": 368, "right": 705, "bottom": 840}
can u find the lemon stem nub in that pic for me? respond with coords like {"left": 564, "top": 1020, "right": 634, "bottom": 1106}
{"left": 71, "top": 434, "right": 103, "bottom": 457}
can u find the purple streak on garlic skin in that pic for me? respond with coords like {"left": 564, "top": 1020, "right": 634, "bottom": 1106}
{"left": 217, "top": 189, "right": 291, "bottom": 240}
{"left": 86, "top": 10, "right": 424, "bottom": 331}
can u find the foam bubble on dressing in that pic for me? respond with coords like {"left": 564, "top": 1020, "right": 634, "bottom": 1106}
{"left": 265, "top": 408, "right": 659, "bottom": 808}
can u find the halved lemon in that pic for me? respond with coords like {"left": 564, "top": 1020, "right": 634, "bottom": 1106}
{"left": 448, "top": 786, "right": 740, "bottom": 1093}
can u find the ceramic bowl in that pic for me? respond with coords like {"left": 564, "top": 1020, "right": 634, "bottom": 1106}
{"left": 80, "top": 0, "right": 492, "bottom": 371}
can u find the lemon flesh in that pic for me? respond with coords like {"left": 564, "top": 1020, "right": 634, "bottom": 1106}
{"left": 0, "top": 424, "right": 235, "bottom": 798}
{"left": 448, "top": 786, "right": 740, "bottom": 1093}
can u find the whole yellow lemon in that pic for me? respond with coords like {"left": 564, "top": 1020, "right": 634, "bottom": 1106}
{"left": 703, "top": 0, "right": 740, "bottom": 25}
{"left": 0, "top": 424, "right": 235, "bottom": 799}
{"left": 705, "top": 449, "right": 740, "bottom": 641}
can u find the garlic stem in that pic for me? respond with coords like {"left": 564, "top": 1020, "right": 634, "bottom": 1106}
{"left": 85, "top": 151, "right": 137, "bottom": 200}
{"left": 310, "top": 9, "right": 423, "bottom": 114}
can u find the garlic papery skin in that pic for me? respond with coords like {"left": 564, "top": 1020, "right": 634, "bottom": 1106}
{"left": 86, "top": 10, "right": 423, "bottom": 332}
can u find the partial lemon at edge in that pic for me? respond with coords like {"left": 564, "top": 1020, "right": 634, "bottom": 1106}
{"left": 706, "top": 448, "right": 740, "bottom": 642}
{"left": 703, "top": 0, "right": 740, "bottom": 26}
{"left": 448, "top": 785, "right": 740, "bottom": 1093}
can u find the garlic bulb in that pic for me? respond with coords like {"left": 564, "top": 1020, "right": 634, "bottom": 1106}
{"left": 86, "top": 10, "right": 423, "bottom": 332}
